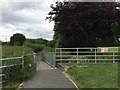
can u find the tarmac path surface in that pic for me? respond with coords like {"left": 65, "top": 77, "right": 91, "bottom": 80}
{"left": 19, "top": 61, "right": 77, "bottom": 90}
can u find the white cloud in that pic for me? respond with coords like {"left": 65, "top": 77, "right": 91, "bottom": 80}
{"left": 0, "top": 0, "right": 55, "bottom": 41}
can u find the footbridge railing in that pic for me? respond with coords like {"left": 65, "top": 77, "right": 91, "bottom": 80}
{"left": 44, "top": 52, "right": 56, "bottom": 67}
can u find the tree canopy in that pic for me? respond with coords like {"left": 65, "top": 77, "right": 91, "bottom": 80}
{"left": 46, "top": 1, "right": 120, "bottom": 48}
{"left": 10, "top": 33, "right": 26, "bottom": 46}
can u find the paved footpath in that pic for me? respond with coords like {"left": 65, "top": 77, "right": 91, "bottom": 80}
{"left": 19, "top": 61, "right": 77, "bottom": 90}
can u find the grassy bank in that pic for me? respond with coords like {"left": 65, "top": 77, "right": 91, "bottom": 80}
{"left": 67, "top": 64, "right": 118, "bottom": 88}
{"left": 2, "top": 46, "right": 33, "bottom": 58}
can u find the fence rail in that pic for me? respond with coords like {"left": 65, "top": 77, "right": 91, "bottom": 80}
{"left": 44, "top": 48, "right": 119, "bottom": 67}
{"left": 0, "top": 57, "right": 23, "bottom": 61}
{"left": 0, "top": 53, "right": 37, "bottom": 84}
{"left": 55, "top": 48, "right": 119, "bottom": 64}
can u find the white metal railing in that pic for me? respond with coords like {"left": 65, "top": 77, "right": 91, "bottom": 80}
{"left": 55, "top": 48, "right": 120, "bottom": 64}
{"left": 0, "top": 57, "right": 22, "bottom": 61}
{"left": 0, "top": 53, "right": 37, "bottom": 83}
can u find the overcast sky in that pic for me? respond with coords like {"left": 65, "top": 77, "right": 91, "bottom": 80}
{"left": 0, "top": 0, "right": 119, "bottom": 42}
{"left": 0, "top": 0, "right": 55, "bottom": 41}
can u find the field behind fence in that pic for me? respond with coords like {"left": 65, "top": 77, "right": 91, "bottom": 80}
{"left": 55, "top": 47, "right": 119, "bottom": 64}
{"left": 44, "top": 47, "right": 120, "bottom": 68}
{"left": 0, "top": 46, "right": 37, "bottom": 89}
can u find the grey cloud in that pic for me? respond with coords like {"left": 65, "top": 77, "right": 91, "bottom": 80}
{"left": 2, "top": 9, "right": 43, "bottom": 24}
{"left": 2, "top": 1, "right": 49, "bottom": 24}
{"left": 9, "top": 2, "right": 48, "bottom": 11}
{"left": 23, "top": 26, "right": 54, "bottom": 40}
{"left": 1, "top": 0, "right": 54, "bottom": 41}
{"left": 26, "top": 29, "right": 32, "bottom": 32}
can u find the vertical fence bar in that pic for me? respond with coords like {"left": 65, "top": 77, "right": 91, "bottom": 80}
{"left": 113, "top": 49, "right": 115, "bottom": 63}
{"left": 22, "top": 56, "right": 24, "bottom": 67}
{"left": 50, "top": 53, "right": 52, "bottom": 65}
{"left": 95, "top": 48, "right": 97, "bottom": 64}
{"left": 47, "top": 53, "right": 49, "bottom": 64}
{"left": 60, "top": 48, "right": 62, "bottom": 63}
{"left": 77, "top": 48, "right": 78, "bottom": 64}
{"left": 53, "top": 52, "right": 56, "bottom": 67}
{"left": 55, "top": 49, "right": 56, "bottom": 66}
{"left": 34, "top": 53, "right": 36, "bottom": 64}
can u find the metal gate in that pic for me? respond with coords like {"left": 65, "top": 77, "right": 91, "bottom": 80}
{"left": 55, "top": 48, "right": 119, "bottom": 64}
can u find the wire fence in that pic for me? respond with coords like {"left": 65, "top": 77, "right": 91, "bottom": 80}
{"left": 44, "top": 52, "right": 56, "bottom": 67}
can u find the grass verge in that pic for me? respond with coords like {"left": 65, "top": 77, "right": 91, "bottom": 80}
{"left": 67, "top": 64, "right": 118, "bottom": 89}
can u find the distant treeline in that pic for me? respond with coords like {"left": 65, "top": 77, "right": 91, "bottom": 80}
{"left": 23, "top": 38, "right": 55, "bottom": 52}
{"left": 2, "top": 37, "right": 55, "bottom": 53}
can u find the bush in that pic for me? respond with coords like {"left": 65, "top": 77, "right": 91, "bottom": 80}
{"left": 24, "top": 42, "right": 43, "bottom": 53}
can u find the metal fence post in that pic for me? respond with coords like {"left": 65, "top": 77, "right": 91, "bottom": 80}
{"left": 53, "top": 52, "right": 56, "bottom": 67}
{"left": 34, "top": 53, "right": 36, "bottom": 64}
{"left": 77, "top": 48, "right": 78, "bottom": 64}
{"left": 50, "top": 53, "right": 51, "bottom": 65}
{"left": 60, "top": 48, "right": 62, "bottom": 64}
{"left": 55, "top": 49, "right": 56, "bottom": 66}
{"left": 22, "top": 56, "right": 24, "bottom": 67}
{"left": 95, "top": 48, "right": 97, "bottom": 64}
{"left": 113, "top": 49, "right": 115, "bottom": 63}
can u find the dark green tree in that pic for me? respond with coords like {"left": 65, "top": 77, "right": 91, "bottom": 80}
{"left": 10, "top": 33, "right": 26, "bottom": 46}
{"left": 111, "top": 22, "right": 120, "bottom": 42}
{"left": 46, "top": 1, "right": 120, "bottom": 47}
{"left": 47, "top": 40, "right": 55, "bottom": 48}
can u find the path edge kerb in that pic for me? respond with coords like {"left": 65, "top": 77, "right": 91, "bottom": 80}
{"left": 62, "top": 71, "right": 79, "bottom": 90}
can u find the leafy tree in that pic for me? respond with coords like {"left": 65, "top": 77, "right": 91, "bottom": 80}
{"left": 10, "top": 33, "right": 26, "bottom": 46}
{"left": 47, "top": 40, "right": 55, "bottom": 48}
{"left": 111, "top": 22, "right": 120, "bottom": 42}
{"left": 46, "top": 1, "right": 120, "bottom": 47}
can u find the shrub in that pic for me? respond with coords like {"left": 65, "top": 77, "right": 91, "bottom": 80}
{"left": 24, "top": 41, "right": 43, "bottom": 53}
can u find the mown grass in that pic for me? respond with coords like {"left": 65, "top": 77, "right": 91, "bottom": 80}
{"left": 67, "top": 64, "right": 118, "bottom": 89}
